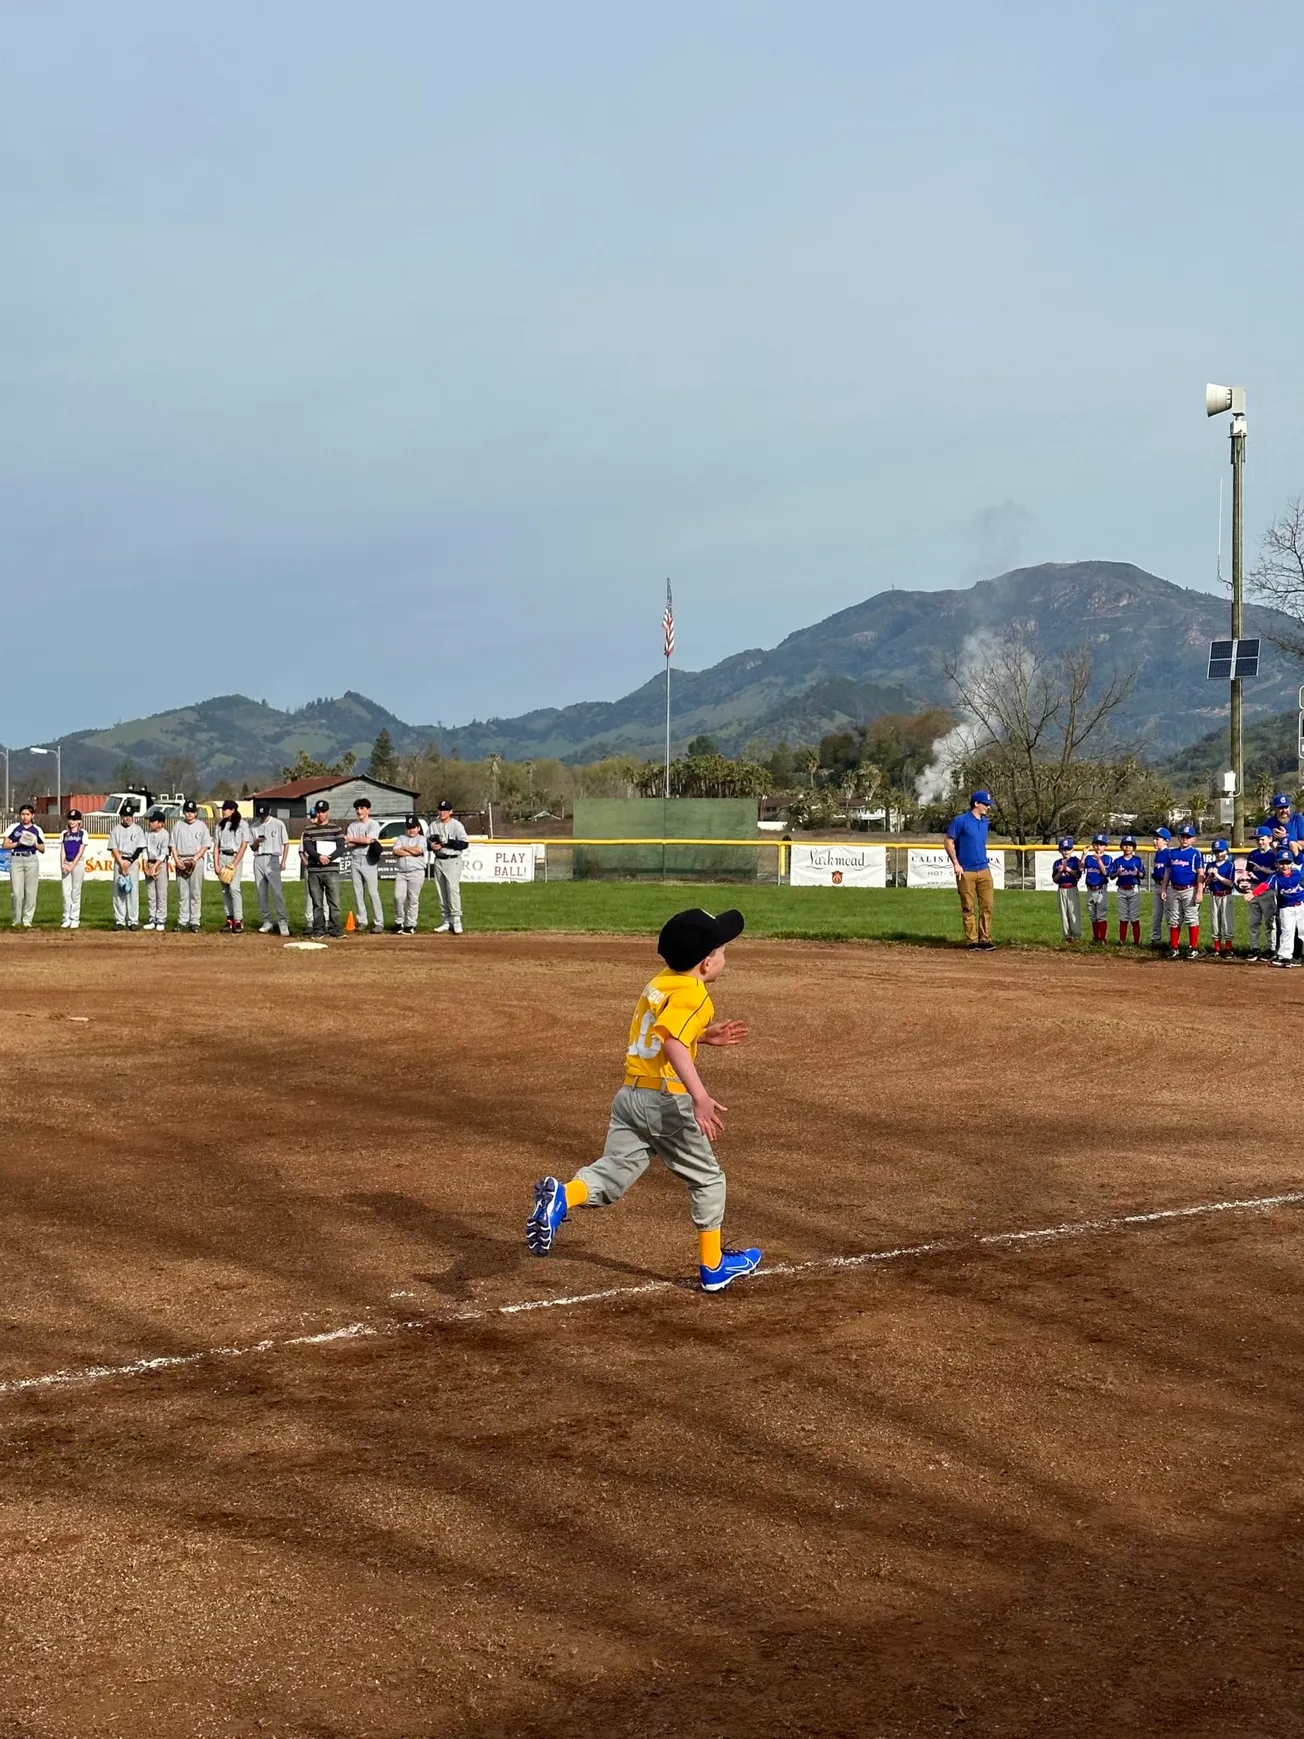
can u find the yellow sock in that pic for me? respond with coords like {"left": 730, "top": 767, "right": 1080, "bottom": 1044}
{"left": 564, "top": 1179, "right": 589, "bottom": 1209}
{"left": 699, "top": 1228, "right": 722, "bottom": 1270}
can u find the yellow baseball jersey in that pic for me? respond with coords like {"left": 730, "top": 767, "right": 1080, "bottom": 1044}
{"left": 623, "top": 969, "right": 714, "bottom": 1094}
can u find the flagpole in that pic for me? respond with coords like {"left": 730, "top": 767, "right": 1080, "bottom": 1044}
{"left": 663, "top": 579, "right": 673, "bottom": 802}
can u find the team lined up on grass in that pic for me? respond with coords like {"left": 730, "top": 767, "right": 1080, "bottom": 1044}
{"left": 3, "top": 792, "right": 472, "bottom": 938}
{"left": 1050, "top": 793, "right": 1304, "bottom": 964}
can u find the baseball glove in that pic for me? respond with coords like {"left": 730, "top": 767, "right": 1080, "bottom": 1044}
{"left": 177, "top": 857, "right": 196, "bottom": 876}
{"left": 367, "top": 840, "right": 383, "bottom": 865}
{"left": 217, "top": 865, "right": 235, "bottom": 885}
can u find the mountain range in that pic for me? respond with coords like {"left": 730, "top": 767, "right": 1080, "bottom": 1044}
{"left": 24, "top": 562, "right": 1302, "bottom": 792}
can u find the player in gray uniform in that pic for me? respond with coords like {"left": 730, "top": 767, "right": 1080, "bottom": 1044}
{"left": 171, "top": 800, "right": 212, "bottom": 932}
{"left": 250, "top": 802, "right": 291, "bottom": 934}
{"left": 345, "top": 797, "right": 385, "bottom": 932}
{"left": 216, "top": 799, "right": 252, "bottom": 932}
{"left": 391, "top": 813, "right": 427, "bottom": 933}
{"left": 109, "top": 803, "right": 146, "bottom": 930}
{"left": 59, "top": 808, "right": 88, "bottom": 929}
{"left": 142, "top": 808, "right": 173, "bottom": 931}
{"left": 429, "top": 799, "right": 469, "bottom": 933}
{"left": 5, "top": 804, "right": 46, "bottom": 928}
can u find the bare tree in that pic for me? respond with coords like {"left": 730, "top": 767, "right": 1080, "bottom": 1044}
{"left": 942, "top": 635, "right": 1137, "bottom": 842}
{"left": 1248, "top": 497, "right": 1304, "bottom": 660}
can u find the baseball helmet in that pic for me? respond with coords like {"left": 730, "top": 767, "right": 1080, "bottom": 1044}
{"left": 1272, "top": 793, "right": 1291, "bottom": 808}
{"left": 1213, "top": 837, "right": 1230, "bottom": 853}
{"left": 1120, "top": 834, "right": 1137, "bottom": 847}
{"left": 1057, "top": 836, "right": 1074, "bottom": 850}
{"left": 1180, "top": 823, "right": 1198, "bottom": 838}
{"left": 1092, "top": 832, "right": 1108, "bottom": 845}
{"left": 1154, "top": 827, "right": 1171, "bottom": 841}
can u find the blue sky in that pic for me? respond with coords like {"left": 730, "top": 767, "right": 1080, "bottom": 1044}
{"left": 3, "top": 1, "right": 1302, "bottom": 742}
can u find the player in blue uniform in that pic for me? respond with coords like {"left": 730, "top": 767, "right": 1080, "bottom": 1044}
{"left": 1083, "top": 833, "right": 1113, "bottom": 943}
{"left": 1245, "top": 825, "right": 1279, "bottom": 962}
{"left": 1148, "top": 827, "right": 1172, "bottom": 947}
{"left": 1205, "top": 837, "right": 1237, "bottom": 959}
{"left": 1051, "top": 837, "right": 1082, "bottom": 941}
{"left": 1163, "top": 823, "right": 1204, "bottom": 960}
{"left": 1109, "top": 835, "right": 1146, "bottom": 945}
{"left": 1270, "top": 851, "right": 1304, "bottom": 967}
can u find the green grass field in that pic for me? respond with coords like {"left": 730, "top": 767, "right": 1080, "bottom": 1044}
{"left": 0, "top": 878, "right": 1260, "bottom": 951}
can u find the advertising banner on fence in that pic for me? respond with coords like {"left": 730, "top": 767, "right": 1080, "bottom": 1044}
{"left": 1034, "top": 852, "right": 1058, "bottom": 892}
{"left": 461, "top": 842, "right": 537, "bottom": 884}
{"left": 907, "top": 848, "right": 1006, "bottom": 890}
{"left": 789, "top": 843, "right": 887, "bottom": 888}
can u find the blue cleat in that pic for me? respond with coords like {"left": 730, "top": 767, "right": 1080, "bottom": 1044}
{"left": 699, "top": 1246, "right": 763, "bottom": 1293}
{"left": 527, "top": 1176, "right": 568, "bottom": 1256}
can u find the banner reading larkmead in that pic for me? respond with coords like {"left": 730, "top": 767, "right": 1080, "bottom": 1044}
{"left": 789, "top": 844, "right": 887, "bottom": 888}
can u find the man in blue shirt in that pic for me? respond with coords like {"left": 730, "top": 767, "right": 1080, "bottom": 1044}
{"left": 1267, "top": 794, "right": 1304, "bottom": 854}
{"left": 943, "top": 789, "right": 995, "bottom": 949}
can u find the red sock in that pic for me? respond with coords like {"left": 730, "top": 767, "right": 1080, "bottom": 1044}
{"left": 1132, "top": 922, "right": 1140, "bottom": 944}
{"left": 1170, "top": 927, "right": 1180, "bottom": 949}
{"left": 1189, "top": 926, "right": 1199, "bottom": 951}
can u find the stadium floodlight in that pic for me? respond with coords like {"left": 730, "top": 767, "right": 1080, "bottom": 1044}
{"left": 1206, "top": 383, "right": 1248, "bottom": 845}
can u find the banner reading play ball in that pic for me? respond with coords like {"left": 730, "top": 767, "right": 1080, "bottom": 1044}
{"left": 907, "top": 848, "right": 1005, "bottom": 889}
{"left": 789, "top": 843, "right": 887, "bottom": 887}
{"left": 460, "top": 843, "right": 537, "bottom": 883}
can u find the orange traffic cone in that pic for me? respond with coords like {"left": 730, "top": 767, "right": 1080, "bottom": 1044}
{"left": 345, "top": 909, "right": 356, "bottom": 933}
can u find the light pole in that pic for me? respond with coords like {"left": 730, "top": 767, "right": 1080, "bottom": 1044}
{"left": 1206, "top": 383, "right": 1247, "bottom": 846}
{"left": 0, "top": 746, "right": 8, "bottom": 820}
{"left": 27, "top": 745, "right": 62, "bottom": 817}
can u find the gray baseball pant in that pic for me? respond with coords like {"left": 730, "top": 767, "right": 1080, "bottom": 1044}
{"left": 61, "top": 864, "right": 85, "bottom": 926}
{"left": 1116, "top": 889, "right": 1140, "bottom": 926}
{"left": 219, "top": 858, "right": 244, "bottom": 922}
{"left": 1210, "top": 894, "right": 1234, "bottom": 946}
{"left": 350, "top": 858, "right": 384, "bottom": 929}
{"left": 307, "top": 868, "right": 340, "bottom": 934}
{"left": 394, "top": 870, "right": 424, "bottom": 929}
{"left": 146, "top": 867, "right": 170, "bottom": 928}
{"left": 113, "top": 867, "right": 140, "bottom": 927}
{"left": 1086, "top": 887, "right": 1109, "bottom": 927}
{"left": 177, "top": 865, "right": 204, "bottom": 928}
{"left": 1150, "top": 887, "right": 1167, "bottom": 944}
{"left": 254, "top": 858, "right": 288, "bottom": 928}
{"left": 575, "top": 1084, "right": 726, "bottom": 1231}
{"left": 10, "top": 856, "right": 40, "bottom": 926}
{"left": 434, "top": 856, "right": 463, "bottom": 927}
{"left": 1057, "top": 886, "right": 1081, "bottom": 940}
{"left": 1165, "top": 888, "right": 1200, "bottom": 940}
{"left": 1248, "top": 889, "right": 1277, "bottom": 954}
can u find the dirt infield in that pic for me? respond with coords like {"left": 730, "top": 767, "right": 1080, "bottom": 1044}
{"left": 1, "top": 932, "right": 1301, "bottom": 1738}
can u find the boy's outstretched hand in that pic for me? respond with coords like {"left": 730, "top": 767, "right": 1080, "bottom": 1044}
{"left": 692, "top": 1094, "right": 728, "bottom": 1142}
{"left": 701, "top": 1019, "right": 748, "bottom": 1047}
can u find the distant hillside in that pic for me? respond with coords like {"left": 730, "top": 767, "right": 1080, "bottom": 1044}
{"left": 27, "top": 561, "right": 1304, "bottom": 791}
{"left": 1159, "top": 708, "right": 1302, "bottom": 790}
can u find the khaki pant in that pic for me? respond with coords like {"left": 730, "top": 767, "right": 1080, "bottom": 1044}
{"left": 956, "top": 869, "right": 994, "bottom": 943}
{"left": 576, "top": 1084, "right": 726, "bottom": 1230}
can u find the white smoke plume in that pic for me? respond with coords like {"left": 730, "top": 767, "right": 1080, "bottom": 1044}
{"left": 913, "top": 630, "right": 1003, "bottom": 806}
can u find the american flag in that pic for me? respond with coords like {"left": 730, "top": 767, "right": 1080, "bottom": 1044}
{"left": 663, "top": 582, "right": 674, "bottom": 660}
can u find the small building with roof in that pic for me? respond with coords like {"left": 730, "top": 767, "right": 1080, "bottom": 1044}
{"left": 250, "top": 774, "right": 419, "bottom": 823}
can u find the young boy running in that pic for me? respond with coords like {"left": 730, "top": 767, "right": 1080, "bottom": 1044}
{"left": 1109, "top": 835, "right": 1146, "bottom": 944}
{"left": 526, "top": 907, "right": 762, "bottom": 1293}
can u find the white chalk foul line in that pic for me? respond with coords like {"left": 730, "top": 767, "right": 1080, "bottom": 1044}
{"left": 3, "top": 1188, "right": 1302, "bottom": 1401}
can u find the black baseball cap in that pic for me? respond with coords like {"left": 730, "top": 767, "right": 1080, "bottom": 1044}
{"left": 312, "top": 798, "right": 330, "bottom": 813}
{"left": 67, "top": 808, "right": 83, "bottom": 821}
{"left": 405, "top": 812, "right": 421, "bottom": 826}
{"left": 657, "top": 907, "right": 745, "bottom": 972}
{"left": 182, "top": 800, "right": 197, "bottom": 813}
{"left": 148, "top": 807, "right": 166, "bottom": 822}
{"left": 437, "top": 799, "right": 453, "bottom": 811}
{"left": 119, "top": 801, "right": 136, "bottom": 815}
{"left": 221, "top": 798, "right": 239, "bottom": 812}
{"left": 254, "top": 802, "right": 270, "bottom": 817}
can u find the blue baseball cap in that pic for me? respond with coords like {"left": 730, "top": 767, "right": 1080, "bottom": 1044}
{"left": 1213, "top": 837, "right": 1229, "bottom": 853}
{"left": 1257, "top": 824, "right": 1274, "bottom": 838}
{"left": 1092, "top": 832, "right": 1108, "bottom": 845}
{"left": 1057, "top": 836, "right": 1074, "bottom": 850}
{"left": 1120, "top": 835, "right": 1136, "bottom": 846}
{"left": 1272, "top": 793, "right": 1291, "bottom": 808}
{"left": 970, "top": 789, "right": 993, "bottom": 807}
{"left": 1180, "top": 823, "right": 1198, "bottom": 838}
{"left": 1154, "top": 827, "right": 1171, "bottom": 841}
{"left": 1277, "top": 850, "right": 1294, "bottom": 866}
